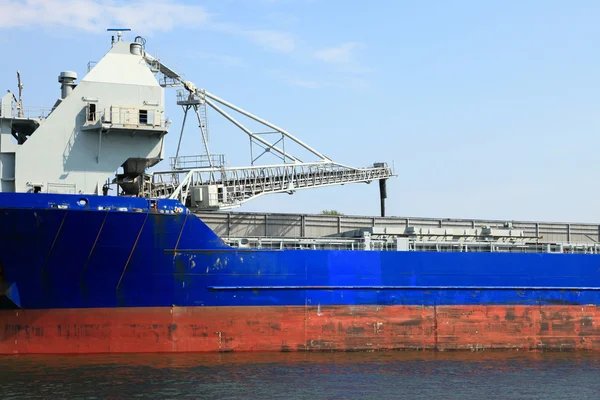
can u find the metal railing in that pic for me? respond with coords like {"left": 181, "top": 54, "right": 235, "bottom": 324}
{"left": 83, "top": 109, "right": 167, "bottom": 129}
{"left": 197, "top": 210, "right": 600, "bottom": 246}
{"left": 6, "top": 105, "right": 53, "bottom": 120}
{"left": 224, "top": 235, "right": 600, "bottom": 254}
{"left": 170, "top": 154, "right": 225, "bottom": 170}
{"left": 225, "top": 236, "right": 366, "bottom": 251}
{"left": 155, "top": 161, "right": 394, "bottom": 210}
{"left": 87, "top": 61, "right": 97, "bottom": 72}
{"left": 176, "top": 89, "right": 203, "bottom": 105}
{"left": 46, "top": 182, "right": 77, "bottom": 194}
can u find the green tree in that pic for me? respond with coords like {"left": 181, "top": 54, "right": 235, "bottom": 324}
{"left": 321, "top": 209, "right": 343, "bottom": 216}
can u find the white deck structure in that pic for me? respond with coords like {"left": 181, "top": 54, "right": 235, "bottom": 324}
{"left": 0, "top": 40, "right": 167, "bottom": 196}
{"left": 198, "top": 211, "right": 600, "bottom": 254}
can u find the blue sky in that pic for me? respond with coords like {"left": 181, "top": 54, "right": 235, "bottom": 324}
{"left": 1, "top": 0, "right": 600, "bottom": 222}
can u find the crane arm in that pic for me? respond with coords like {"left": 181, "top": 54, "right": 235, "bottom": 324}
{"left": 142, "top": 52, "right": 197, "bottom": 94}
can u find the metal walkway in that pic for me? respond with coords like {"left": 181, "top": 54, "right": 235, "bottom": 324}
{"left": 153, "top": 161, "right": 394, "bottom": 210}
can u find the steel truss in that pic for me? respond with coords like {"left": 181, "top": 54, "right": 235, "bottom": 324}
{"left": 155, "top": 161, "right": 393, "bottom": 209}
{"left": 142, "top": 47, "right": 395, "bottom": 210}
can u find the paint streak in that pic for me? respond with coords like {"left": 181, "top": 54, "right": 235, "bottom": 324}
{"left": 2, "top": 305, "right": 600, "bottom": 354}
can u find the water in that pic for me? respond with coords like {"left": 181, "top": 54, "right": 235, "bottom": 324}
{"left": 1, "top": 351, "right": 599, "bottom": 399}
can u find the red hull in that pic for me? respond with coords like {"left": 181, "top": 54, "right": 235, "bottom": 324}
{"left": 2, "top": 305, "right": 600, "bottom": 354}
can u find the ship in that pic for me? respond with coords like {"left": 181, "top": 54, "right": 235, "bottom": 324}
{"left": 2, "top": 31, "right": 600, "bottom": 354}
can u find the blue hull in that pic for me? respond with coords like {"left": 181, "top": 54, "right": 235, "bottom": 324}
{"left": 1, "top": 193, "right": 600, "bottom": 310}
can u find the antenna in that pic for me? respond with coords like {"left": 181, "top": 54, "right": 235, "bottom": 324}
{"left": 107, "top": 28, "right": 131, "bottom": 44}
{"left": 16, "top": 71, "right": 23, "bottom": 118}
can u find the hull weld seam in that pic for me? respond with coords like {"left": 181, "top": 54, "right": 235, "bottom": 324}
{"left": 40, "top": 210, "right": 68, "bottom": 273}
{"left": 173, "top": 213, "right": 189, "bottom": 251}
{"left": 79, "top": 211, "right": 109, "bottom": 279}
{"left": 117, "top": 213, "right": 149, "bottom": 289}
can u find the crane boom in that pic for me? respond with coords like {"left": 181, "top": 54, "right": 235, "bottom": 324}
{"left": 140, "top": 45, "right": 395, "bottom": 211}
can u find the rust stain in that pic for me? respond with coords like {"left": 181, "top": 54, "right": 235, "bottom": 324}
{"left": 4, "top": 305, "right": 600, "bottom": 354}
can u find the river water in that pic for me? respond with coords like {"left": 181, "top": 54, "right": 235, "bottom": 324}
{"left": 1, "top": 351, "right": 599, "bottom": 399}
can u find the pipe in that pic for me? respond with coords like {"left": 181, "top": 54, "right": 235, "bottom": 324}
{"left": 379, "top": 178, "right": 387, "bottom": 217}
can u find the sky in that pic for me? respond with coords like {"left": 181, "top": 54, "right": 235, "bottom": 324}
{"left": 1, "top": 0, "right": 600, "bottom": 223}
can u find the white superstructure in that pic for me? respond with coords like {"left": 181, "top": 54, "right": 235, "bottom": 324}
{"left": 0, "top": 33, "right": 394, "bottom": 211}
{"left": 0, "top": 38, "right": 168, "bottom": 196}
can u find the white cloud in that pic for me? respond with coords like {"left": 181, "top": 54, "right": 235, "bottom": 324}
{"left": 271, "top": 70, "right": 370, "bottom": 91}
{"left": 188, "top": 51, "right": 245, "bottom": 67}
{"left": 242, "top": 29, "right": 295, "bottom": 53}
{"left": 208, "top": 22, "right": 296, "bottom": 53}
{"left": 314, "top": 42, "right": 363, "bottom": 64}
{"left": 0, "top": 0, "right": 211, "bottom": 34}
{"left": 313, "top": 41, "right": 372, "bottom": 74}
{"left": 269, "top": 70, "right": 328, "bottom": 89}
{"left": 282, "top": 77, "right": 328, "bottom": 89}
{"left": 0, "top": 0, "right": 295, "bottom": 53}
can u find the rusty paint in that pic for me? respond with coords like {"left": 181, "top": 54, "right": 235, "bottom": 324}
{"left": 2, "top": 305, "right": 600, "bottom": 354}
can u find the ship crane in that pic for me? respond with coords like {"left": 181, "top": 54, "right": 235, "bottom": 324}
{"left": 141, "top": 40, "right": 395, "bottom": 212}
